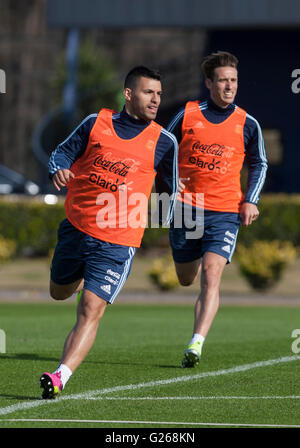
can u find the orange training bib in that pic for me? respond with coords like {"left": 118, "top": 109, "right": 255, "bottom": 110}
{"left": 65, "top": 108, "right": 162, "bottom": 247}
{"left": 178, "top": 101, "right": 247, "bottom": 212}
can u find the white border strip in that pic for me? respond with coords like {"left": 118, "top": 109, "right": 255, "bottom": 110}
{"left": 87, "top": 395, "right": 300, "bottom": 401}
{"left": 0, "top": 355, "right": 300, "bottom": 417}
{"left": 2, "top": 418, "right": 300, "bottom": 428}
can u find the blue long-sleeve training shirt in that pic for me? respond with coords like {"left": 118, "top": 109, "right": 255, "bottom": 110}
{"left": 167, "top": 98, "right": 268, "bottom": 205}
{"left": 49, "top": 107, "right": 179, "bottom": 224}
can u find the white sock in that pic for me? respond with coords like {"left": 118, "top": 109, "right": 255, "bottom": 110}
{"left": 189, "top": 333, "right": 205, "bottom": 347}
{"left": 53, "top": 363, "right": 72, "bottom": 389}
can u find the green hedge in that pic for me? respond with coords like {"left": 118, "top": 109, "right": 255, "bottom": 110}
{"left": 236, "top": 240, "right": 297, "bottom": 291}
{"left": 237, "top": 194, "right": 300, "bottom": 248}
{"left": 142, "top": 194, "right": 300, "bottom": 250}
{"left": 0, "top": 196, "right": 66, "bottom": 256}
{"left": 0, "top": 194, "right": 299, "bottom": 256}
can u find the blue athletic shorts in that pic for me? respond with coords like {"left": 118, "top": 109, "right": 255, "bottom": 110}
{"left": 50, "top": 219, "right": 136, "bottom": 304}
{"left": 169, "top": 207, "right": 241, "bottom": 264}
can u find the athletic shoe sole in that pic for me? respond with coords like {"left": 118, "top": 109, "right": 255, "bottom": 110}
{"left": 40, "top": 373, "right": 60, "bottom": 399}
{"left": 182, "top": 349, "right": 200, "bottom": 368}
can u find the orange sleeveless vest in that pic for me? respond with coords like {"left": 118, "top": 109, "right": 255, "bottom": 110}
{"left": 179, "top": 101, "right": 247, "bottom": 212}
{"left": 65, "top": 108, "right": 162, "bottom": 247}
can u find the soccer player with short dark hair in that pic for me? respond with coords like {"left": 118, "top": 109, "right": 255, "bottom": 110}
{"left": 39, "top": 66, "right": 178, "bottom": 398}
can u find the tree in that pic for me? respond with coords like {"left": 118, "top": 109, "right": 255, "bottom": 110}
{"left": 52, "top": 38, "right": 123, "bottom": 120}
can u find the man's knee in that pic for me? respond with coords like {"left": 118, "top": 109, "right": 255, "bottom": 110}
{"left": 201, "top": 266, "right": 220, "bottom": 289}
{"left": 201, "top": 256, "right": 226, "bottom": 289}
{"left": 177, "top": 273, "right": 197, "bottom": 287}
{"left": 78, "top": 291, "right": 107, "bottom": 321}
{"left": 50, "top": 287, "right": 71, "bottom": 301}
{"left": 49, "top": 280, "right": 78, "bottom": 301}
{"left": 175, "top": 261, "right": 201, "bottom": 286}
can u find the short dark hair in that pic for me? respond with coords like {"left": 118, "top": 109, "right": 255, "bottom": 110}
{"left": 201, "top": 51, "right": 238, "bottom": 81}
{"left": 124, "top": 66, "right": 161, "bottom": 89}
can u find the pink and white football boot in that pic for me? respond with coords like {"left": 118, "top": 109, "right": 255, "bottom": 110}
{"left": 40, "top": 372, "right": 63, "bottom": 399}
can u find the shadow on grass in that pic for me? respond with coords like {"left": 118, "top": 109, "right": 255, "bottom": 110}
{"left": 0, "top": 353, "right": 57, "bottom": 362}
{"left": 0, "top": 393, "right": 40, "bottom": 401}
{"left": 1, "top": 354, "right": 182, "bottom": 369}
{"left": 84, "top": 359, "right": 182, "bottom": 369}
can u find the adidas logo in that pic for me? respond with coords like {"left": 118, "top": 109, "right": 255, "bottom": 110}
{"left": 146, "top": 139, "right": 155, "bottom": 150}
{"left": 225, "top": 230, "right": 235, "bottom": 239}
{"left": 222, "top": 245, "right": 231, "bottom": 254}
{"left": 102, "top": 128, "right": 113, "bottom": 136}
{"left": 100, "top": 284, "right": 111, "bottom": 294}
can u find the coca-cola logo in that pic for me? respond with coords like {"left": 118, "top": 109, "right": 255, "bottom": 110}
{"left": 93, "top": 153, "right": 141, "bottom": 176}
{"left": 93, "top": 155, "right": 131, "bottom": 177}
{"left": 192, "top": 141, "right": 224, "bottom": 157}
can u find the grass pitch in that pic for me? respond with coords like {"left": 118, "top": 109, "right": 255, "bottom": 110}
{"left": 0, "top": 302, "right": 300, "bottom": 429}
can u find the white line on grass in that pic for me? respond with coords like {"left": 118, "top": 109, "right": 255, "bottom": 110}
{"left": 87, "top": 395, "right": 300, "bottom": 401}
{"left": 2, "top": 418, "right": 300, "bottom": 428}
{"left": 0, "top": 354, "right": 299, "bottom": 418}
